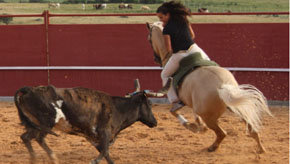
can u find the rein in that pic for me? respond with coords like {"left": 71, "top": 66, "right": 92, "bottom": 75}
{"left": 153, "top": 52, "right": 171, "bottom": 67}
{"left": 162, "top": 52, "right": 171, "bottom": 67}
{"left": 153, "top": 52, "right": 162, "bottom": 66}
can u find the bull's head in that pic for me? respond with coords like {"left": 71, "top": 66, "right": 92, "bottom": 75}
{"left": 131, "top": 92, "right": 157, "bottom": 128}
{"left": 127, "top": 78, "right": 172, "bottom": 128}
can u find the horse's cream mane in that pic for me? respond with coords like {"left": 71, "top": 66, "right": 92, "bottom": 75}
{"left": 152, "top": 21, "right": 163, "bottom": 30}
{"left": 150, "top": 21, "right": 169, "bottom": 66}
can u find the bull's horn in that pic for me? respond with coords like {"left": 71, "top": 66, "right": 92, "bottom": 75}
{"left": 144, "top": 77, "right": 173, "bottom": 97}
{"left": 158, "top": 77, "right": 172, "bottom": 94}
{"left": 144, "top": 90, "right": 165, "bottom": 97}
{"left": 134, "top": 79, "right": 141, "bottom": 92}
{"left": 125, "top": 79, "right": 141, "bottom": 97}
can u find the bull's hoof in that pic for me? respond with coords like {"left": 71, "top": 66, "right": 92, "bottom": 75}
{"left": 30, "top": 160, "right": 36, "bottom": 164}
{"left": 29, "top": 156, "right": 36, "bottom": 164}
{"left": 90, "top": 159, "right": 101, "bottom": 164}
{"left": 207, "top": 144, "right": 219, "bottom": 152}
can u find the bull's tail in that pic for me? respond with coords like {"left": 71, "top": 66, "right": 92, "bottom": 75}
{"left": 14, "top": 87, "right": 32, "bottom": 126}
{"left": 14, "top": 87, "right": 59, "bottom": 136}
{"left": 218, "top": 84, "right": 273, "bottom": 133}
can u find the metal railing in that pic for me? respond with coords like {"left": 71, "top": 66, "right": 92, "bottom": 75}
{"left": 0, "top": 10, "right": 289, "bottom": 24}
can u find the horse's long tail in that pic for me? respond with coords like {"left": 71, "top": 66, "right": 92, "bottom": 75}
{"left": 218, "top": 84, "right": 273, "bottom": 132}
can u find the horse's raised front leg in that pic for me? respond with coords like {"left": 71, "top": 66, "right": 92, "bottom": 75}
{"left": 170, "top": 106, "right": 207, "bottom": 133}
{"left": 170, "top": 106, "right": 200, "bottom": 133}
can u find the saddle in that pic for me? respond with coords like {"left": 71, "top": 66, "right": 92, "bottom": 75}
{"left": 172, "top": 52, "right": 219, "bottom": 92}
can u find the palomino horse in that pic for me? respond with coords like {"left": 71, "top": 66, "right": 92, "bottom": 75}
{"left": 146, "top": 21, "right": 272, "bottom": 153}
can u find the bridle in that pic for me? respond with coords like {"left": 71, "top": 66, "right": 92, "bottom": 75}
{"left": 148, "top": 27, "right": 162, "bottom": 66}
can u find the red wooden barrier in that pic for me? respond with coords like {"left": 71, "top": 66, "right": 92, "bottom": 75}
{"left": 0, "top": 71, "right": 48, "bottom": 96}
{"left": 0, "top": 12, "right": 288, "bottom": 101}
{"left": 0, "top": 25, "right": 47, "bottom": 66}
{"left": 47, "top": 23, "right": 288, "bottom": 100}
{"left": 0, "top": 25, "right": 48, "bottom": 95}
{"left": 194, "top": 23, "right": 289, "bottom": 68}
{"left": 48, "top": 24, "right": 153, "bottom": 66}
{"left": 49, "top": 70, "right": 161, "bottom": 96}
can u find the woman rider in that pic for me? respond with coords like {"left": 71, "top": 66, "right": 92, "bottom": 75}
{"left": 156, "top": 1, "right": 210, "bottom": 112}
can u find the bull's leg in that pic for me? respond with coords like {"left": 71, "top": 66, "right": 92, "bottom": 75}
{"left": 91, "top": 129, "right": 114, "bottom": 164}
{"left": 204, "top": 119, "right": 227, "bottom": 152}
{"left": 91, "top": 145, "right": 104, "bottom": 164}
{"left": 90, "top": 143, "right": 106, "bottom": 164}
{"left": 20, "top": 129, "right": 38, "bottom": 164}
{"left": 246, "top": 123, "right": 266, "bottom": 154}
{"left": 35, "top": 133, "right": 59, "bottom": 164}
{"left": 91, "top": 138, "right": 116, "bottom": 164}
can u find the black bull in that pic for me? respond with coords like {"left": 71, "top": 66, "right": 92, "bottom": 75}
{"left": 14, "top": 85, "right": 160, "bottom": 164}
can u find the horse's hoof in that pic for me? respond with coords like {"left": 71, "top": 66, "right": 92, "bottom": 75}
{"left": 50, "top": 153, "right": 59, "bottom": 164}
{"left": 183, "top": 122, "right": 199, "bottom": 133}
{"left": 198, "top": 126, "right": 208, "bottom": 134}
{"left": 257, "top": 147, "right": 266, "bottom": 154}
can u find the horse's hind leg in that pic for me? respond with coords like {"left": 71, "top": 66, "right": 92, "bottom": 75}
{"left": 20, "top": 129, "right": 38, "bottom": 164}
{"left": 35, "top": 133, "right": 59, "bottom": 164}
{"left": 246, "top": 124, "right": 266, "bottom": 154}
{"left": 203, "top": 119, "right": 227, "bottom": 152}
{"left": 194, "top": 114, "right": 208, "bottom": 133}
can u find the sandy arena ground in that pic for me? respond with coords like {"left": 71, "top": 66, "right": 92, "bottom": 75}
{"left": 0, "top": 102, "right": 288, "bottom": 164}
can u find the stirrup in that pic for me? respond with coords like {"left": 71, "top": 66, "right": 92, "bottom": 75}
{"left": 158, "top": 77, "right": 173, "bottom": 94}
{"left": 170, "top": 101, "right": 185, "bottom": 112}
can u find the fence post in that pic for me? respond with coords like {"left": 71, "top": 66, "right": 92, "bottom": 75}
{"left": 43, "top": 10, "right": 50, "bottom": 85}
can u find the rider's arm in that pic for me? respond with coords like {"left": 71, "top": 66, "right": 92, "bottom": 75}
{"left": 188, "top": 25, "right": 195, "bottom": 40}
{"left": 163, "top": 34, "right": 173, "bottom": 54}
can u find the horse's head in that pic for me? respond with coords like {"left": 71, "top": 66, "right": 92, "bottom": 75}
{"left": 146, "top": 22, "right": 171, "bottom": 67}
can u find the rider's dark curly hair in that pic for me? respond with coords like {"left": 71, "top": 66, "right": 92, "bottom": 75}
{"left": 157, "top": 1, "right": 191, "bottom": 25}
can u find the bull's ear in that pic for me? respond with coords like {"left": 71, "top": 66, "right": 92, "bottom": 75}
{"left": 47, "top": 85, "right": 56, "bottom": 90}
{"left": 132, "top": 92, "right": 146, "bottom": 103}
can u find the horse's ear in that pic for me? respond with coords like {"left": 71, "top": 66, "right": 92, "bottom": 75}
{"left": 146, "top": 22, "right": 152, "bottom": 31}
